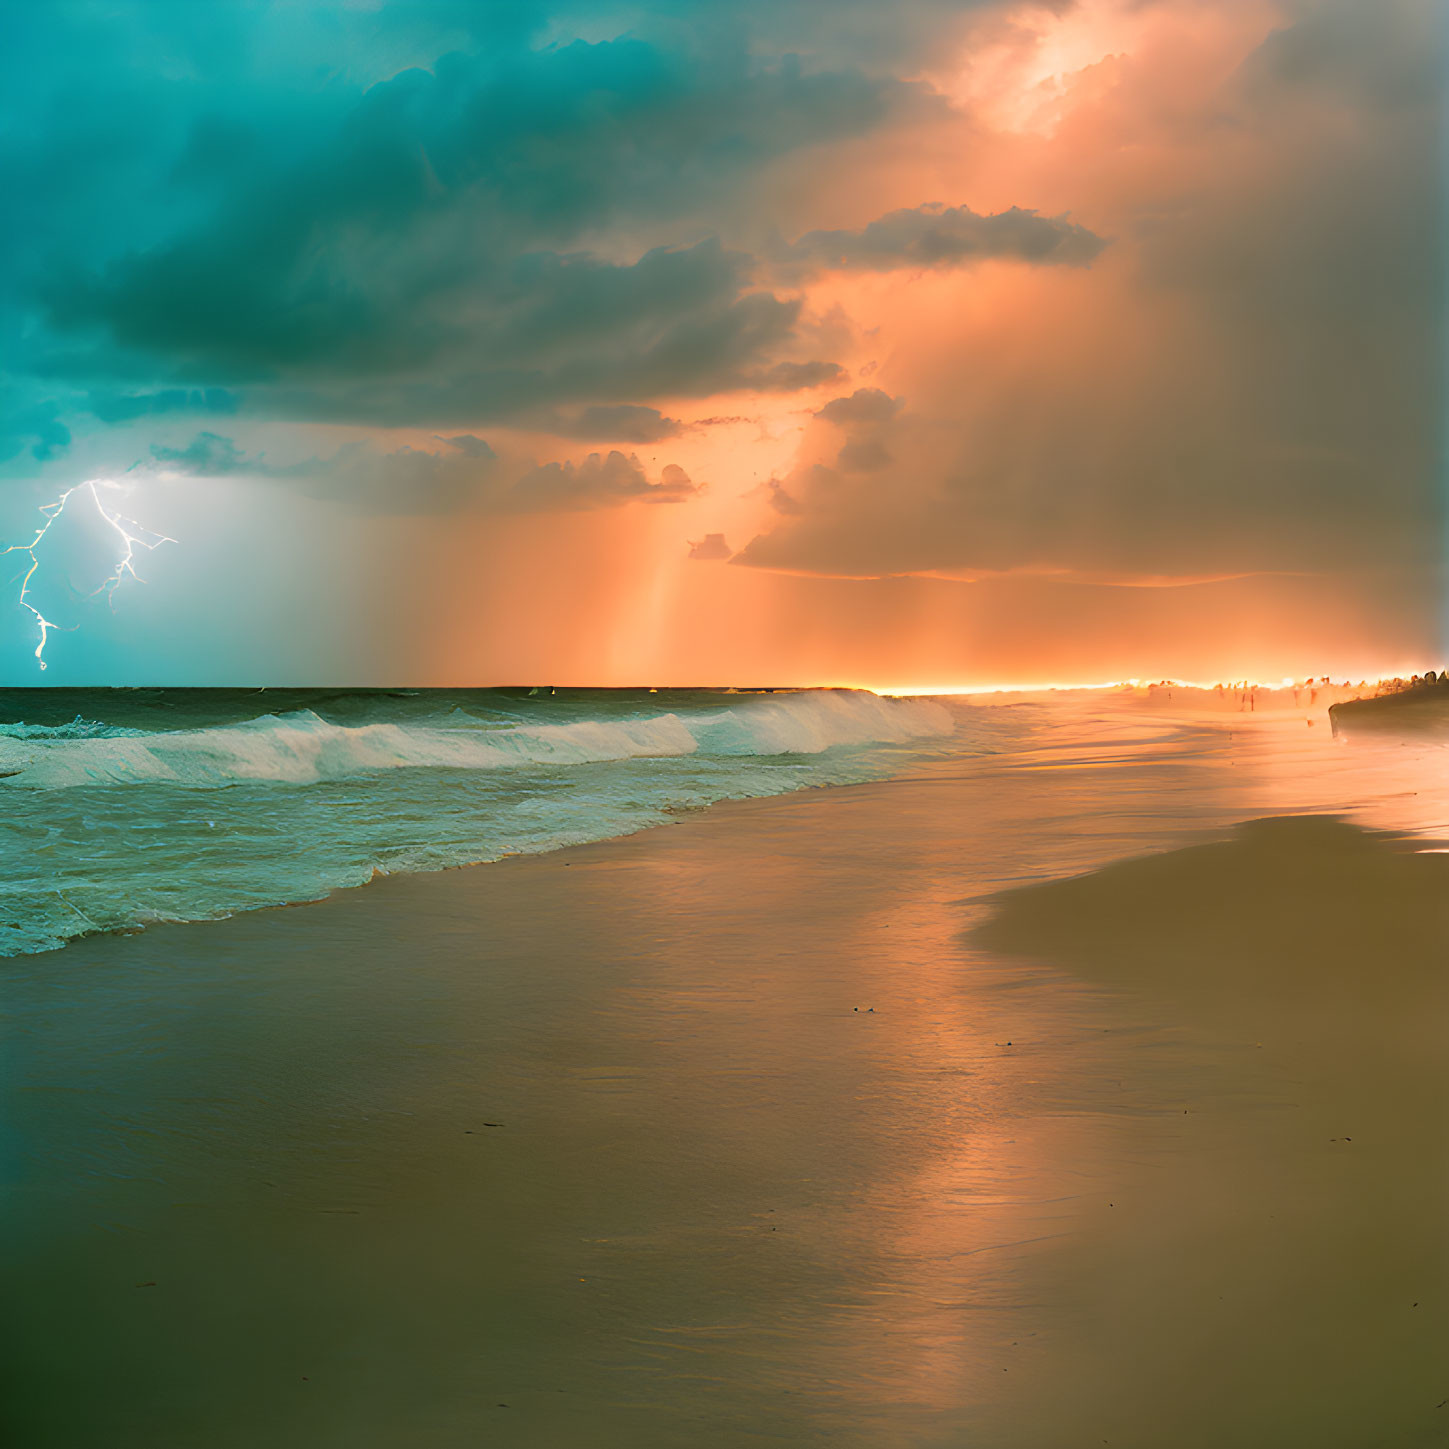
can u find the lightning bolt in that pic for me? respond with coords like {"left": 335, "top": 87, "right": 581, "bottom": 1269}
{"left": 3, "top": 478, "right": 176, "bottom": 671}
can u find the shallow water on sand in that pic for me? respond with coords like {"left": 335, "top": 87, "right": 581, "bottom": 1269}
{"left": 2, "top": 696, "right": 1446, "bottom": 1447}
{"left": 0, "top": 686, "right": 965, "bottom": 957}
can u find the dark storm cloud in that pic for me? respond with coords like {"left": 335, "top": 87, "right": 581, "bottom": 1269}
{"left": 1, "top": 0, "right": 1080, "bottom": 483}
{"left": 9, "top": 10, "right": 915, "bottom": 395}
{"left": 149, "top": 431, "right": 247, "bottom": 476}
{"left": 148, "top": 431, "right": 696, "bottom": 515}
{"left": 223, "top": 250, "right": 824, "bottom": 428}
{"left": 816, "top": 389, "right": 902, "bottom": 426}
{"left": 745, "top": 360, "right": 848, "bottom": 391}
{"left": 439, "top": 435, "right": 498, "bottom": 459}
{"left": 544, "top": 405, "right": 684, "bottom": 443}
{"left": 513, "top": 455, "right": 695, "bottom": 511}
{"left": 776, "top": 204, "right": 1107, "bottom": 277}
{"left": 86, "top": 389, "right": 239, "bottom": 426}
{"left": 814, "top": 388, "right": 901, "bottom": 476}
{"left": 615, "top": 0, "right": 1071, "bottom": 74}
{"left": 688, "top": 533, "right": 734, "bottom": 560}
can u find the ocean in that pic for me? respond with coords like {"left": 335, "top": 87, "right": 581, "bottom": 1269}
{"left": 0, "top": 687, "right": 981, "bottom": 958}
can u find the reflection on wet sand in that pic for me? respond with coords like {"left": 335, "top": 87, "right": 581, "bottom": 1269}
{"left": 976, "top": 815, "right": 1449, "bottom": 1447}
{"left": 2, "top": 700, "right": 1447, "bottom": 1446}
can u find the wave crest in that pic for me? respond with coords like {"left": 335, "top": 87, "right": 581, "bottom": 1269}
{"left": 0, "top": 715, "right": 148, "bottom": 741}
{"left": 0, "top": 690, "right": 953, "bottom": 789}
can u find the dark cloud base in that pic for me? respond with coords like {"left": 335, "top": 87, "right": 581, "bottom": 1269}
{"left": 148, "top": 431, "right": 695, "bottom": 515}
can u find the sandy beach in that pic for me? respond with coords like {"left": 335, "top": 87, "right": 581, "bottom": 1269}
{"left": 3, "top": 707, "right": 1447, "bottom": 1448}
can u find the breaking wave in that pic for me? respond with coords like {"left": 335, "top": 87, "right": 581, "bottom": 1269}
{"left": 0, "top": 690, "right": 953, "bottom": 790}
{"left": 0, "top": 687, "right": 981, "bottom": 958}
{"left": 0, "top": 715, "right": 148, "bottom": 742}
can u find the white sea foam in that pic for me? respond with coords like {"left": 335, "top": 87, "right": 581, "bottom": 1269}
{"left": 0, "top": 690, "right": 953, "bottom": 789}
{"left": 0, "top": 715, "right": 148, "bottom": 741}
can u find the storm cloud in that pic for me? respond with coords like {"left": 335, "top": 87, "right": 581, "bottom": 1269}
{"left": 1, "top": 0, "right": 1441, "bottom": 685}
{"left": 776, "top": 204, "right": 1106, "bottom": 277}
{"left": 148, "top": 431, "right": 696, "bottom": 516}
{"left": 736, "top": 0, "right": 1442, "bottom": 612}
{"left": 0, "top": 0, "right": 1103, "bottom": 481}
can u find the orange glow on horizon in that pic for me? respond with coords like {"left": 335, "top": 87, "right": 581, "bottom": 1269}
{"left": 860, "top": 674, "right": 1415, "bottom": 700}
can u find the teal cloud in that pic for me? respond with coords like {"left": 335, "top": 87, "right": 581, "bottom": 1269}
{"left": 147, "top": 430, "right": 697, "bottom": 515}
{"left": 0, "top": 397, "right": 70, "bottom": 463}
{"left": 87, "top": 389, "right": 239, "bottom": 425}
{"left": 1, "top": 0, "right": 1077, "bottom": 479}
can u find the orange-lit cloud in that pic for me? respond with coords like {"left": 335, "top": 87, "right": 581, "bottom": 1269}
{"left": 6, "top": 0, "right": 1440, "bottom": 685}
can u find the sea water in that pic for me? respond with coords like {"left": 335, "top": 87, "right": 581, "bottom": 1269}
{"left": 0, "top": 687, "right": 983, "bottom": 957}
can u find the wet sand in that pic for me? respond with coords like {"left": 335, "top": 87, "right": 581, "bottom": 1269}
{"left": 4, "top": 711, "right": 1447, "bottom": 1447}
{"left": 977, "top": 814, "right": 1449, "bottom": 1444}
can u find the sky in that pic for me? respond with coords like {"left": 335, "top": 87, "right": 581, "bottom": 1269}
{"left": 0, "top": 0, "right": 1442, "bottom": 687}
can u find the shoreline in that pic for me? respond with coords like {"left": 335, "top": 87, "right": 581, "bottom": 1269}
{"left": 11, "top": 768, "right": 942, "bottom": 962}
{"left": 5, "top": 727, "right": 1447, "bottom": 1446}
{"left": 0, "top": 690, "right": 1398, "bottom": 966}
